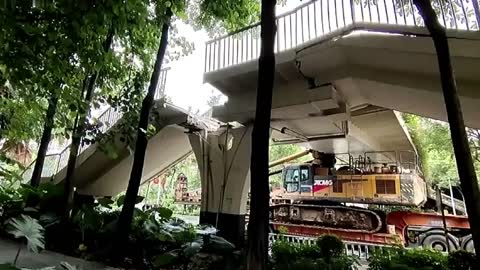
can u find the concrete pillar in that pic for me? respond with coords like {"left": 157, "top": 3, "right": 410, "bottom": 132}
{"left": 188, "top": 124, "right": 252, "bottom": 246}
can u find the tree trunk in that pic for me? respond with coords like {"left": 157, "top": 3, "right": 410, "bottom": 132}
{"left": 30, "top": 93, "right": 58, "bottom": 187}
{"left": 413, "top": 0, "right": 480, "bottom": 259}
{"left": 62, "top": 29, "right": 114, "bottom": 217}
{"left": 116, "top": 9, "right": 172, "bottom": 245}
{"left": 246, "top": 0, "right": 276, "bottom": 269}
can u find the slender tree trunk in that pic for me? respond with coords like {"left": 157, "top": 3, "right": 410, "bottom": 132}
{"left": 62, "top": 29, "right": 114, "bottom": 217}
{"left": 116, "top": 9, "right": 172, "bottom": 245}
{"left": 30, "top": 93, "right": 58, "bottom": 187}
{"left": 246, "top": 0, "right": 276, "bottom": 269}
{"left": 414, "top": 0, "right": 480, "bottom": 259}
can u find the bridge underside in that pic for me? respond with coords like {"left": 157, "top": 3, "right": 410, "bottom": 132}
{"left": 206, "top": 28, "right": 480, "bottom": 129}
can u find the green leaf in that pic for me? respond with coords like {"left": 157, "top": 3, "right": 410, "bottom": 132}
{"left": 143, "top": 218, "right": 159, "bottom": 234}
{"left": 60, "top": 261, "right": 81, "bottom": 270}
{"left": 154, "top": 207, "right": 173, "bottom": 219}
{"left": 208, "top": 235, "right": 235, "bottom": 251}
{"left": 97, "top": 197, "right": 114, "bottom": 208}
{"left": 7, "top": 215, "right": 45, "bottom": 253}
{"left": 153, "top": 250, "right": 179, "bottom": 267}
{"left": 39, "top": 213, "right": 60, "bottom": 227}
{"left": 195, "top": 225, "right": 218, "bottom": 235}
{"left": 176, "top": 10, "right": 188, "bottom": 21}
{"left": 116, "top": 195, "right": 125, "bottom": 207}
{"left": 157, "top": 230, "right": 174, "bottom": 242}
{"left": 116, "top": 195, "right": 144, "bottom": 206}
{"left": 136, "top": 196, "right": 145, "bottom": 204}
{"left": 183, "top": 240, "right": 203, "bottom": 256}
{"left": 23, "top": 207, "right": 38, "bottom": 213}
{"left": 147, "top": 124, "right": 156, "bottom": 136}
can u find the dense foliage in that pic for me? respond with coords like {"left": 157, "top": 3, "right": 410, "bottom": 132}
{"left": 369, "top": 247, "right": 477, "bottom": 270}
{"left": 0, "top": 0, "right": 259, "bottom": 179}
{"left": 403, "top": 114, "right": 480, "bottom": 187}
{"left": 0, "top": 0, "right": 179, "bottom": 190}
{"left": 0, "top": 181, "right": 236, "bottom": 269}
{"left": 270, "top": 235, "right": 357, "bottom": 270}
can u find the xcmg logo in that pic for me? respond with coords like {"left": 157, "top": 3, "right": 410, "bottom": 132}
{"left": 314, "top": 180, "right": 333, "bottom": 186}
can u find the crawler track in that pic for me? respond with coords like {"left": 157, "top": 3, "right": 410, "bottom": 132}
{"left": 270, "top": 203, "right": 383, "bottom": 233}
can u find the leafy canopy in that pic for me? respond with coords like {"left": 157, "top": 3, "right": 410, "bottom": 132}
{"left": 403, "top": 114, "right": 480, "bottom": 187}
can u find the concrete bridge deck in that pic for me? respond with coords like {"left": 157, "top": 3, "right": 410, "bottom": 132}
{"left": 204, "top": 0, "right": 480, "bottom": 129}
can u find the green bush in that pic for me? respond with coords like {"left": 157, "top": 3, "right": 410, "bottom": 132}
{"left": 369, "top": 247, "right": 448, "bottom": 270}
{"left": 270, "top": 239, "right": 302, "bottom": 265}
{"left": 447, "top": 250, "right": 477, "bottom": 270}
{"left": 368, "top": 247, "right": 478, "bottom": 270}
{"left": 316, "top": 234, "right": 345, "bottom": 262}
{"left": 296, "top": 242, "right": 321, "bottom": 259}
{"left": 284, "top": 258, "right": 321, "bottom": 270}
{"left": 270, "top": 235, "right": 356, "bottom": 270}
{"left": 0, "top": 183, "right": 237, "bottom": 269}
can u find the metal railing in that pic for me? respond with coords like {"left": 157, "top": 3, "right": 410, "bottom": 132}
{"left": 205, "top": 0, "right": 480, "bottom": 73}
{"left": 427, "top": 186, "right": 466, "bottom": 214}
{"left": 268, "top": 233, "right": 389, "bottom": 260}
{"left": 22, "top": 68, "right": 169, "bottom": 181}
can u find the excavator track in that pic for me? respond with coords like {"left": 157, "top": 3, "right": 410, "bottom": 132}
{"left": 270, "top": 203, "right": 383, "bottom": 233}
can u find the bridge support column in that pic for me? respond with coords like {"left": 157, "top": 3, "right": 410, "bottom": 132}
{"left": 189, "top": 124, "right": 252, "bottom": 247}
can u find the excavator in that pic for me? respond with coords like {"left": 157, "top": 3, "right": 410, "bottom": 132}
{"left": 269, "top": 149, "right": 426, "bottom": 234}
{"left": 174, "top": 149, "right": 472, "bottom": 251}
{"left": 268, "top": 149, "right": 472, "bottom": 251}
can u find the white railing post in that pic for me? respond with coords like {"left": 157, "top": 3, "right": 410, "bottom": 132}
{"left": 473, "top": 0, "right": 480, "bottom": 29}
{"left": 204, "top": 43, "right": 209, "bottom": 73}
{"left": 202, "top": 0, "right": 477, "bottom": 73}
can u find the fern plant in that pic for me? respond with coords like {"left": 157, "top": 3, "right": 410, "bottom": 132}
{"left": 6, "top": 215, "right": 45, "bottom": 265}
{"left": 59, "top": 262, "right": 81, "bottom": 270}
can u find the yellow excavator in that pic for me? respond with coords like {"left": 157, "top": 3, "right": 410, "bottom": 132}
{"left": 173, "top": 149, "right": 473, "bottom": 250}
{"left": 175, "top": 148, "right": 426, "bottom": 234}
{"left": 269, "top": 149, "right": 426, "bottom": 233}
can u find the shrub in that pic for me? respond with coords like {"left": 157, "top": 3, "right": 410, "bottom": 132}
{"left": 316, "top": 234, "right": 345, "bottom": 261}
{"left": 296, "top": 242, "right": 321, "bottom": 259}
{"left": 0, "top": 183, "right": 236, "bottom": 269}
{"left": 281, "top": 258, "right": 321, "bottom": 270}
{"left": 270, "top": 235, "right": 356, "bottom": 270}
{"left": 447, "top": 250, "right": 477, "bottom": 270}
{"left": 270, "top": 239, "right": 301, "bottom": 266}
{"left": 369, "top": 247, "right": 447, "bottom": 270}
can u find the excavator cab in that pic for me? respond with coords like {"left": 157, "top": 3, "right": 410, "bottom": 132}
{"left": 283, "top": 165, "right": 313, "bottom": 193}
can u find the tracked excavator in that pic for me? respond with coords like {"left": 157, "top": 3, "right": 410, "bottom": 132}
{"left": 268, "top": 149, "right": 472, "bottom": 251}
{"left": 174, "top": 149, "right": 472, "bottom": 251}
{"left": 269, "top": 149, "right": 426, "bottom": 234}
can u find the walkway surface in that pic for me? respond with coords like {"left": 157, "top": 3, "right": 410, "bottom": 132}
{"left": 0, "top": 239, "right": 118, "bottom": 270}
